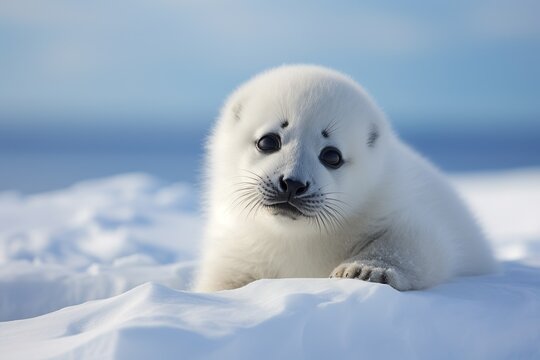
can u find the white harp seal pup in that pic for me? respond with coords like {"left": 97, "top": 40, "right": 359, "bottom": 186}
{"left": 194, "top": 65, "right": 495, "bottom": 292}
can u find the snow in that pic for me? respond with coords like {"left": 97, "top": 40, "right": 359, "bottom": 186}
{"left": 1, "top": 169, "right": 539, "bottom": 359}
{"left": 0, "top": 174, "right": 199, "bottom": 321}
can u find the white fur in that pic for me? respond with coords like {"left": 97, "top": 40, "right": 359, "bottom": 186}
{"left": 194, "top": 65, "right": 495, "bottom": 292}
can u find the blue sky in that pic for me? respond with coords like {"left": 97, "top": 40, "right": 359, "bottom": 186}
{"left": 1, "top": 0, "right": 539, "bottom": 129}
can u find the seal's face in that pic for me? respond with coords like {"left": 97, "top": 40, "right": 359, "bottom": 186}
{"left": 209, "top": 66, "right": 390, "bottom": 234}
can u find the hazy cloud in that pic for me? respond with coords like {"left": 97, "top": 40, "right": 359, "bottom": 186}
{"left": 0, "top": 1, "right": 538, "bottom": 123}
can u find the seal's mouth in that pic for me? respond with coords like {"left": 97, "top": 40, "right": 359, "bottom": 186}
{"left": 267, "top": 202, "right": 305, "bottom": 219}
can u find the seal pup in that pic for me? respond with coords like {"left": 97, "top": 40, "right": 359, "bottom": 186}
{"left": 194, "top": 65, "right": 495, "bottom": 291}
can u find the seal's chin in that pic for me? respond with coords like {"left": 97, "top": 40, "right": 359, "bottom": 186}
{"left": 267, "top": 202, "right": 305, "bottom": 220}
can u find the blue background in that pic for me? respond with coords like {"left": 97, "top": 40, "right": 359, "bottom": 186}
{"left": 1, "top": 1, "right": 539, "bottom": 193}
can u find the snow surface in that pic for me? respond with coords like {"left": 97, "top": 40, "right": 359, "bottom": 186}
{"left": 1, "top": 169, "right": 539, "bottom": 359}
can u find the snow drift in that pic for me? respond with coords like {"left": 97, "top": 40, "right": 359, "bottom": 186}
{"left": 1, "top": 169, "right": 539, "bottom": 359}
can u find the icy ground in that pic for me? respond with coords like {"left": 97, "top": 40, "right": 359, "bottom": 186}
{"left": 0, "top": 170, "right": 539, "bottom": 359}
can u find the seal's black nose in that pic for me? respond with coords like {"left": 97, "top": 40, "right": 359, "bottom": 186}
{"left": 279, "top": 176, "right": 309, "bottom": 198}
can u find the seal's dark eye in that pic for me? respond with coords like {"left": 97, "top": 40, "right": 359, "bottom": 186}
{"left": 256, "top": 133, "right": 281, "bottom": 153}
{"left": 319, "top": 147, "right": 343, "bottom": 169}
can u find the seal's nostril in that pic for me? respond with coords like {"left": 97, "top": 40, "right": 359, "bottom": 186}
{"left": 281, "top": 178, "right": 309, "bottom": 197}
{"left": 297, "top": 182, "right": 310, "bottom": 196}
{"left": 279, "top": 175, "right": 288, "bottom": 192}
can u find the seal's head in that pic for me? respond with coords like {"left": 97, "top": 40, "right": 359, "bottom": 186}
{"left": 206, "top": 65, "right": 393, "bottom": 234}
